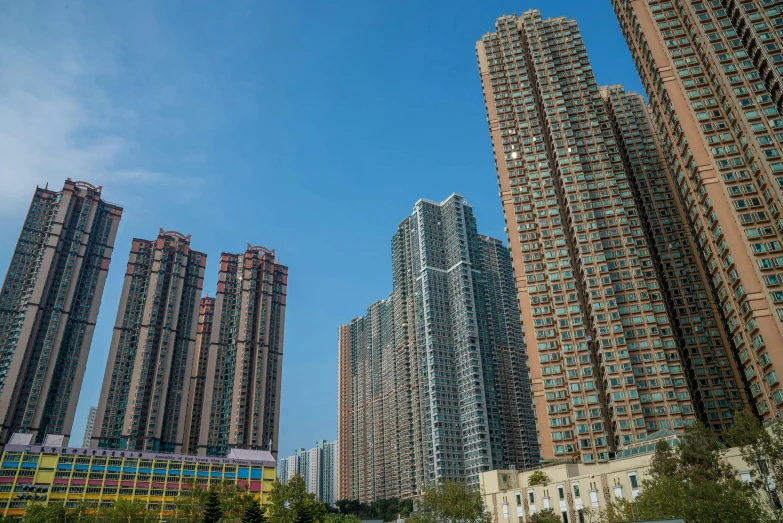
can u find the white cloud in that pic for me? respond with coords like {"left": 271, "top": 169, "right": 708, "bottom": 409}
{"left": 0, "top": 4, "right": 196, "bottom": 216}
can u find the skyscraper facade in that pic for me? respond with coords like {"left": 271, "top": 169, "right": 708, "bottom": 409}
{"left": 182, "top": 296, "right": 215, "bottom": 455}
{"left": 92, "top": 230, "right": 206, "bottom": 453}
{"left": 196, "top": 246, "right": 287, "bottom": 458}
{"left": 0, "top": 179, "right": 122, "bottom": 445}
{"left": 336, "top": 325, "right": 352, "bottom": 501}
{"left": 318, "top": 439, "right": 336, "bottom": 506}
{"left": 612, "top": 0, "right": 783, "bottom": 420}
{"left": 82, "top": 406, "right": 97, "bottom": 447}
{"left": 476, "top": 10, "right": 749, "bottom": 463}
{"left": 600, "top": 85, "right": 749, "bottom": 430}
{"left": 337, "top": 195, "right": 538, "bottom": 499}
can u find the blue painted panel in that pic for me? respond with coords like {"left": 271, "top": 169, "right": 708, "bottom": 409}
{"left": 108, "top": 466, "right": 120, "bottom": 473}
{"left": 1, "top": 462, "right": 18, "bottom": 469}
{"left": 238, "top": 468, "right": 249, "bottom": 479}
{"left": 197, "top": 471, "right": 208, "bottom": 477}
{"left": 123, "top": 468, "right": 137, "bottom": 473}
{"left": 183, "top": 470, "right": 194, "bottom": 477}
{"left": 224, "top": 473, "right": 236, "bottom": 479}
{"left": 250, "top": 469, "right": 262, "bottom": 479}
{"left": 139, "top": 468, "right": 151, "bottom": 474}
{"left": 75, "top": 465, "right": 89, "bottom": 471}
{"left": 21, "top": 463, "right": 37, "bottom": 469}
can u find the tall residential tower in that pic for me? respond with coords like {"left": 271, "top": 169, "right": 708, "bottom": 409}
{"left": 195, "top": 246, "right": 287, "bottom": 458}
{"left": 612, "top": 0, "right": 783, "bottom": 420}
{"left": 92, "top": 230, "right": 206, "bottom": 453}
{"left": 337, "top": 195, "right": 538, "bottom": 499}
{"left": 476, "top": 10, "right": 748, "bottom": 463}
{"left": 0, "top": 179, "right": 122, "bottom": 444}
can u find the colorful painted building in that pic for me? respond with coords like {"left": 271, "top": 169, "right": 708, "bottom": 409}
{"left": 0, "top": 434, "right": 275, "bottom": 518}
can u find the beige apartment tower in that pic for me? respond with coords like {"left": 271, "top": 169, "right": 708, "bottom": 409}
{"left": 92, "top": 230, "right": 206, "bottom": 453}
{"left": 612, "top": 0, "right": 783, "bottom": 421}
{"left": 0, "top": 179, "right": 122, "bottom": 445}
{"left": 476, "top": 10, "right": 750, "bottom": 463}
{"left": 193, "top": 246, "right": 287, "bottom": 458}
{"left": 182, "top": 296, "right": 215, "bottom": 455}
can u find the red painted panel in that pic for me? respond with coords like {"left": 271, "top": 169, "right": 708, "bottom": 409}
{"left": 136, "top": 482, "right": 149, "bottom": 488}
{"left": 70, "top": 479, "right": 85, "bottom": 485}
{"left": 0, "top": 478, "right": 14, "bottom": 483}
{"left": 121, "top": 481, "right": 135, "bottom": 487}
{"left": 88, "top": 480, "right": 103, "bottom": 486}
{"left": 152, "top": 482, "right": 165, "bottom": 488}
{"left": 104, "top": 481, "right": 118, "bottom": 486}
{"left": 250, "top": 481, "right": 261, "bottom": 492}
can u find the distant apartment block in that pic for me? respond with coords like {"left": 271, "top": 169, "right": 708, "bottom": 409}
{"left": 277, "top": 440, "right": 336, "bottom": 506}
{"left": 612, "top": 0, "right": 783, "bottom": 420}
{"left": 337, "top": 194, "right": 539, "bottom": 500}
{"left": 92, "top": 230, "right": 206, "bottom": 453}
{"left": 82, "top": 406, "right": 97, "bottom": 447}
{"left": 475, "top": 9, "right": 751, "bottom": 463}
{"left": 0, "top": 179, "right": 122, "bottom": 445}
{"left": 192, "top": 246, "right": 287, "bottom": 458}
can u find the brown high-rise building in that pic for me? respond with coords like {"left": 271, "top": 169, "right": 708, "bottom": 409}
{"left": 600, "top": 85, "right": 749, "bottom": 429}
{"left": 0, "top": 179, "right": 122, "bottom": 445}
{"left": 182, "top": 296, "right": 215, "bottom": 455}
{"left": 476, "top": 10, "right": 749, "bottom": 463}
{"left": 611, "top": 0, "right": 783, "bottom": 420}
{"left": 336, "top": 324, "right": 352, "bottom": 502}
{"left": 196, "top": 246, "right": 287, "bottom": 458}
{"left": 92, "top": 230, "right": 206, "bottom": 453}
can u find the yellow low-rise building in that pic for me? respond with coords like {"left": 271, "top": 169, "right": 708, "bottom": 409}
{"left": 480, "top": 430, "right": 760, "bottom": 523}
{"left": 0, "top": 434, "right": 276, "bottom": 518}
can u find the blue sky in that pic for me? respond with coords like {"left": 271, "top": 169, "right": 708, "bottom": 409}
{"left": 0, "top": 0, "right": 645, "bottom": 457}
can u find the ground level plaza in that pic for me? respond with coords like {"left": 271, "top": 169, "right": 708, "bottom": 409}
{"left": 0, "top": 434, "right": 276, "bottom": 518}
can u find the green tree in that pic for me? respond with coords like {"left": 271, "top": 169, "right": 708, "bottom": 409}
{"left": 204, "top": 490, "right": 224, "bottom": 523}
{"left": 172, "top": 481, "right": 208, "bottom": 522}
{"left": 527, "top": 471, "right": 550, "bottom": 487}
{"left": 410, "top": 481, "right": 490, "bottom": 523}
{"left": 294, "top": 505, "right": 314, "bottom": 523}
{"left": 242, "top": 499, "right": 266, "bottom": 523}
{"left": 96, "top": 500, "right": 158, "bottom": 522}
{"left": 728, "top": 409, "right": 783, "bottom": 514}
{"left": 324, "top": 514, "right": 361, "bottom": 523}
{"left": 609, "top": 423, "right": 774, "bottom": 523}
{"left": 267, "top": 475, "right": 327, "bottom": 523}
{"left": 215, "top": 482, "right": 258, "bottom": 520}
{"left": 21, "top": 502, "right": 67, "bottom": 523}
{"left": 530, "top": 509, "right": 562, "bottom": 523}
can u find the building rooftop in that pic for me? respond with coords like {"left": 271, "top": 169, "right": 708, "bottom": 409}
{"left": 4, "top": 434, "right": 276, "bottom": 468}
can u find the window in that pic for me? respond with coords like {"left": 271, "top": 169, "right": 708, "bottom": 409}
{"left": 628, "top": 472, "right": 639, "bottom": 489}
